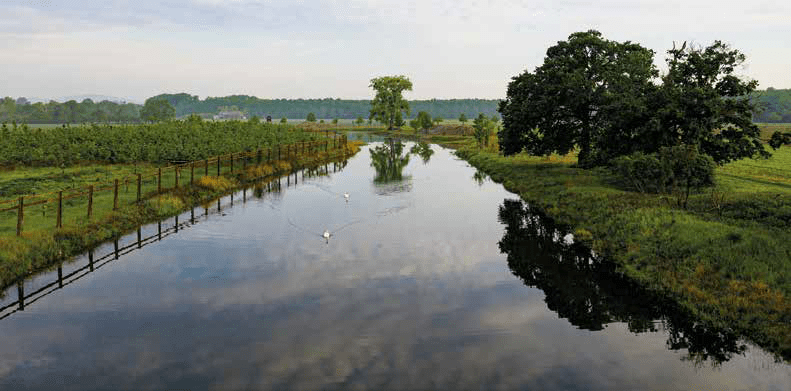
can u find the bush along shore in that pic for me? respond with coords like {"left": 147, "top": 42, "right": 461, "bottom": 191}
{"left": 0, "top": 140, "right": 362, "bottom": 290}
{"left": 455, "top": 145, "right": 791, "bottom": 362}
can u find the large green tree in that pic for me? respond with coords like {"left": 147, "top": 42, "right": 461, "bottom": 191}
{"left": 498, "top": 30, "right": 657, "bottom": 166}
{"left": 369, "top": 75, "right": 413, "bottom": 130}
{"left": 647, "top": 41, "right": 769, "bottom": 164}
{"left": 140, "top": 98, "right": 175, "bottom": 122}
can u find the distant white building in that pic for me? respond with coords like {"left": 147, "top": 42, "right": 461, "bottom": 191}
{"left": 213, "top": 111, "right": 247, "bottom": 121}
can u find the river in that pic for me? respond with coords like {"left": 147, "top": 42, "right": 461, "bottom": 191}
{"left": 1, "top": 139, "right": 788, "bottom": 390}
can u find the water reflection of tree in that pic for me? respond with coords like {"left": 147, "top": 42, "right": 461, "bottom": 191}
{"left": 410, "top": 141, "right": 434, "bottom": 164}
{"left": 370, "top": 138, "right": 411, "bottom": 183}
{"left": 497, "top": 199, "right": 746, "bottom": 366}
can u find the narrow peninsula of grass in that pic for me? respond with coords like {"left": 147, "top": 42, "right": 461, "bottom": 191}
{"left": 456, "top": 144, "right": 791, "bottom": 361}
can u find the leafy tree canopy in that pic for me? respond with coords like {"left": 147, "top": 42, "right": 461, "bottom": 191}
{"left": 499, "top": 31, "right": 771, "bottom": 167}
{"left": 415, "top": 111, "right": 433, "bottom": 134}
{"left": 498, "top": 30, "right": 658, "bottom": 166}
{"left": 648, "top": 41, "right": 768, "bottom": 164}
{"left": 140, "top": 98, "right": 175, "bottom": 123}
{"left": 369, "top": 75, "right": 413, "bottom": 130}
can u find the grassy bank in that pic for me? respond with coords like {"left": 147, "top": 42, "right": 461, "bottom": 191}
{"left": 0, "top": 141, "right": 362, "bottom": 288}
{"left": 456, "top": 142, "right": 791, "bottom": 360}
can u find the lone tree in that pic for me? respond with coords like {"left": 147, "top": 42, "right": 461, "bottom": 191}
{"left": 140, "top": 98, "right": 175, "bottom": 123}
{"left": 498, "top": 30, "right": 657, "bottom": 167}
{"left": 369, "top": 75, "right": 413, "bottom": 130}
{"left": 459, "top": 113, "right": 468, "bottom": 123}
{"left": 306, "top": 112, "right": 317, "bottom": 122}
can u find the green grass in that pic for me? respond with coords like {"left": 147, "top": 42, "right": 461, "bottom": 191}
{"left": 717, "top": 146, "right": 791, "bottom": 193}
{"left": 455, "top": 143, "right": 791, "bottom": 361}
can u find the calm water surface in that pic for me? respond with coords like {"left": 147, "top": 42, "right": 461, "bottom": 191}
{"left": 1, "top": 140, "right": 789, "bottom": 390}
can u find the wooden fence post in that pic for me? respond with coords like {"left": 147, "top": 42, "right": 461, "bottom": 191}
{"left": 16, "top": 196, "right": 23, "bottom": 236}
{"left": 190, "top": 163, "right": 194, "bottom": 184}
{"left": 17, "top": 281, "right": 24, "bottom": 311}
{"left": 57, "top": 191, "right": 63, "bottom": 228}
{"left": 157, "top": 168, "right": 162, "bottom": 193}
{"left": 230, "top": 153, "right": 234, "bottom": 173}
{"left": 257, "top": 149, "right": 262, "bottom": 164}
{"left": 217, "top": 156, "right": 221, "bottom": 176}
{"left": 175, "top": 167, "right": 179, "bottom": 188}
{"left": 87, "top": 186, "right": 94, "bottom": 219}
{"left": 113, "top": 179, "right": 119, "bottom": 210}
{"left": 137, "top": 174, "right": 142, "bottom": 202}
{"left": 205, "top": 159, "right": 209, "bottom": 176}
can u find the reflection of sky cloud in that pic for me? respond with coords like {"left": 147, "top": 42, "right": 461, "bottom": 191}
{"left": 0, "top": 146, "right": 789, "bottom": 390}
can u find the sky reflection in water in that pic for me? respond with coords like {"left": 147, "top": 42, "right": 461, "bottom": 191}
{"left": 0, "top": 141, "right": 789, "bottom": 390}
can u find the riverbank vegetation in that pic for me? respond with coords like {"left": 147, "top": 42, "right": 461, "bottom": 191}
{"left": 0, "top": 117, "right": 361, "bottom": 287}
{"left": 457, "top": 143, "right": 791, "bottom": 360}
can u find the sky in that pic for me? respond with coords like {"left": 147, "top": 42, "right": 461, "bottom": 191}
{"left": 1, "top": 0, "right": 789, "bottom": 102}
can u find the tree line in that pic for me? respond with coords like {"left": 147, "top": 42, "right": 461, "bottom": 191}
{"left": 147, "top": 93, "right": 502, "bottom": 120}
{"left": 752, "top": 88, "right": 791, "bottom": 123}
{"left": 0, "top": 97, "right": 141, "bottom": 124}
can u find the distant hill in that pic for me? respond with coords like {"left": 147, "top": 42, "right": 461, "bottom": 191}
{"left": 148, "top": 93, "right": 501, "bottom": 120}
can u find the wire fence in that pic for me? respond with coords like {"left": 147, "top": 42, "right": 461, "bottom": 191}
{"left": 1, "top": 135, "right": 348, "bottom": 237}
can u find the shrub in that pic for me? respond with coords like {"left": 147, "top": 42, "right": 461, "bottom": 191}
{"left": 611, "top": 145, "right": 715, "bottom": 208}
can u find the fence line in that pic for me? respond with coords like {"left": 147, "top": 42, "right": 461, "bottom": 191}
{"left": 0, "top": 158, "right": 350, "bottom": 319}
{"left": 2, "top": 135, "right": 348, "bottom": 236}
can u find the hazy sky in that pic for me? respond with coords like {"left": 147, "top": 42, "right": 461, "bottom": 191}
{"left": 1, "top": 0, "right": 788, "bottom": 102}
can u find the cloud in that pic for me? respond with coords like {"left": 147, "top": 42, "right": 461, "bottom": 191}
{"left": 0, "top": 0, "right": 788, "bottom": 99}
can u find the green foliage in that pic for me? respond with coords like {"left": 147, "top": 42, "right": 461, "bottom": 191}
{"left": 472, "top": 113, "right": 497, "bottom": 148}
{"left": 0, "top": 120, "right": 318, "bottom": 167}
{"left": 498, "top": 30, "right": 658, "bottom": 166}
{"left": 306, "top": 112, "right": 317, "bottom": 122}
{"left": 769, "top": 131, "right": 791, "bottom": 149}
{"left": 394, "top": 111, "right": 405, "bottom": 128}
{"left": 140, "top": 98, "right": 175, "bottom": 123}
{"left": 0, "top": 97, "right": 141, "bottom": 124}
{"left": 280, "top": 116, "right": 287, "bottom": 124}
{"left": 369, "top": 75, "right": 413, "bottom": 130}
{"left": 459, "top": 113, "right": 467, "bottom": 123}
{"left": 355, "top": 116, "right": 364, "bottom": 126}
{"left": 612, "top": 145, "right": 715, "bottom": 208}
{"left": 332, "top": 118, "right": 339, "bottom": 125}
{"left": 648, "top": 41, "right": 768, "bottom": 164}
{"left": 499, "top": 32, "right": 770, "bottom": 168}
{"left": 414, "top": 111, "right": 433, "bottom": 134}
{"left": 432, "top": 116, "right": 443, "bottom": 125}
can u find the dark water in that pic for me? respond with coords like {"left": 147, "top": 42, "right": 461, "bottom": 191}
{"left": 1, "top": 140, "right": 789, "bottom": 390}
